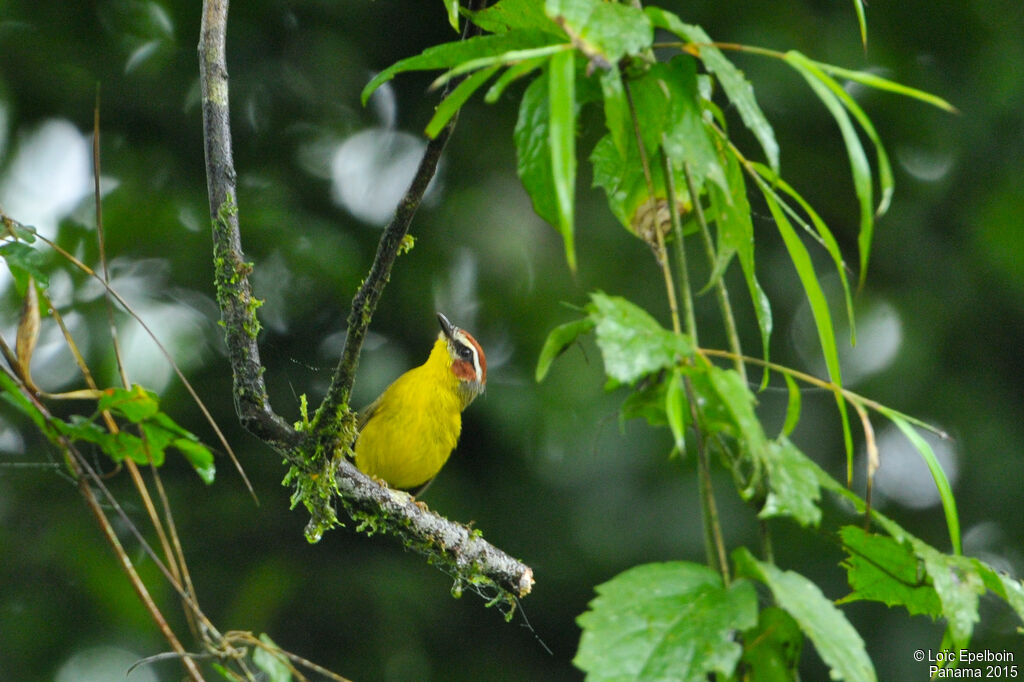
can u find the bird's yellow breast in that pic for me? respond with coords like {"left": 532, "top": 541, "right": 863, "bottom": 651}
{"left": 353, "top": 340, "right": 465, "bottom": 489}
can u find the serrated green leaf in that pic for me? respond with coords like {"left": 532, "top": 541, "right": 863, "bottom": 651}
{"left": 780, "top": 372, "right": 801, "bottom": 438}
{"left": 549, "top": 48, "right": 577, "bottom": 271}
{"left": 575, "top": 562, "right": 757, "bottom": 681}
{"left": 361, "top": 30, "right": 558, "bottom": 104}
{"left": 425, "top": 64, "right": 500, "bottom": 138}
{"left": 760, "top": 438, "right": 822, "bottom": 526}
{"left": 98, "top": 385, "right": 160, "bottom": 423}
{"left": 665, "top": 369, "right": 687, "bottom": 452}
{"left": 588, "top": 292, "right": 692, "bottom": 385}
{"left": 909, "top": 538, "right": 985, "bottom": 649}
{"left": 734, "top": 548, "right": 877, "bottom": 682}
{"left": 839, "top": 525, "right": 943, "bottom": 618}
{"left": 645, "top": 8, "right": 779, "bottom": 172}
{"left": 535, "top": 317, "right": 595, "bottom": 382}
{"left": 546, "top": 0, "right": 652, "bottom": 64}
{"left": 740, "top": 607, "right": 803, "bottom": 682}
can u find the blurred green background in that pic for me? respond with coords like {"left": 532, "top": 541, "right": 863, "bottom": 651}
{"left": 1, "top": 1, "right": 1022, "bottom": 679}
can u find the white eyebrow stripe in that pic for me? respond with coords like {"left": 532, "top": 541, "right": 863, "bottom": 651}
{"left": 453, "top": 329, "right": 482, "bottom": 380}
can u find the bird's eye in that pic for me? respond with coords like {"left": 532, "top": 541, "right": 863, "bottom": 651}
{"left": 457, "top": 345, "right": 473, "bottom": 360}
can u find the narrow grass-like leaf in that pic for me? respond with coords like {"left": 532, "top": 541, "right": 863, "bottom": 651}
{"left": 877, "top": 406, "right": 962, "bottom": 555}
{"left": 813, "top": 62, "right": 958, "bottom": 113}
{"left": 599, "top": 68, "right": 629, "bottom": 158}
{"left": 484, "top": 56, "right": 546, "bottom": 103}
{"left": 789, "top": 51, "right": 894, "bottom": 230}
{"left": 785, "top": 52, "right": 874, "bottom": 290}
{"left": 751, "top": 162, "right": 856, "bottom": 345}
{"left": 430, "top": 43, "right": 568, "bottom": 91}
{"left": 734, "top": 548, "right": 877, "bottom": 682}
{"left": 851, "top": 0, "right": 867, "bottom": 48}
{"left": 361, "top": 30, "right": 558, "bottom": 103}
{"left": 549, "top": 48, "right": 577, "bottom": 271}
{"left": 535, "top": 317, "right": 595, "bottom": 381}
{"left": 425, "top": 64, "right": 500, "bottom": 138}
{"left": 759, "top": 181, "right": 854, "bottom": 470}
{"left": 645, "top": 8, "right": 779, "bottom": 172}
{"left": 781, "top": 372, "right": 801, "bottom": 438}
{"left": 665, "top": 369, "right": 687, "bottom": 453}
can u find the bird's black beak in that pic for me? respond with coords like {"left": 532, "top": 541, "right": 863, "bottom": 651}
{"left": 437, "top": 312, "right": 455, "bottom": 339}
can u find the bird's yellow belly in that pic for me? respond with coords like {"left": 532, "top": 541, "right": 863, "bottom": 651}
{"left": 354, "top": 403, "right": 462, "bottom": 490}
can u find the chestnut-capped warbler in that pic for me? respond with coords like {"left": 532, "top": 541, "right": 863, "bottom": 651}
{"left": 353, "top": 313, "right": 486, "bottom": 490}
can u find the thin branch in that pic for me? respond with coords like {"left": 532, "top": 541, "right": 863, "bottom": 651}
{"left": 199, "top": 0, "right": 299, "bottom": 451}
{"left": 195, "top": 0, "right": 534, "bottom": 600}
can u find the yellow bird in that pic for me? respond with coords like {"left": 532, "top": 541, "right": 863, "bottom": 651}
{"left": 353, "top": 313, "right": 486, "bottom": 490}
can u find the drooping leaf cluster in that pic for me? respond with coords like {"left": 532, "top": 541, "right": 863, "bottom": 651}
{"left": 364, "top": 0, "right": 1021, "bottom": 677}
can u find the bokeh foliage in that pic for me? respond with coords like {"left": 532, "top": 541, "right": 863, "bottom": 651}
{"left": 1, "top": 0, "right": 1023, "bottom": 679}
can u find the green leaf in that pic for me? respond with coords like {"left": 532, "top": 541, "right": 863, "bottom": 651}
{"left": 850, "top": 0, "right": 867, "bottom": 48}
{"left": 361, "top": 29, "right": 558, "bottom": 104}
{"left": 252, "top": 633, "right": 292, "bottom": 682}
{"left": 751, "top": 162, "right": 856, "bottom": 346}
{"left": 98, "top": 385, "right": 160, "bottom": 423}
{"left": 515, "top": 72, "right": 560, "bottom": 228}
{"left": 658, "top": 56, "right": 727, "bottom": 193}
{"left": 734, "top": 548, "right": 877, "bottom": 682}
{"left": 839, "top": 526, "right": 943, "bottom": 618}
{"left": 813, "top": 61, "right": 957, "bottom": 114}
{"left": 645, "top": 8, "right": 779, "bottom": 172}
{"left": 598, "top": 68, "right": 629, "bottom": 158}
{"left": 0, "top": 371, "right": 51, "bottom": 435}
{"left": 588, "top": 292, "right": 692, "bottom": 385}
{"left": 484, "top": 56, "right": 546, "bottom": 103}
{"left": 665, "top": 369, "right": 687, "bottom": 453}
{"left": 173, "top": 437, "right": 216, "bottom": 484}
{"left": 876, "top": 406, "right": 962, "bottom": 556}
{"left": 710, "top": 146, "right": 772, "bottom": 368}
{"left": 780, "top": 372, "right": 801, "bottom": 438}
{"left": 785, "top": 51, "right": 875, "bottom": 289}
{"left": 620, "top": 377, "right": 668, "bottom": 427}
{"left": 548, "top": 48, "right": 577, "bottom": 271}
{"left": 575, "top": 562, "right": 757, "bottom": 681}
{"left": 706, "top": 364, "right": 768, "bottom": 454}
{"left": 425, "top": 63, "right": 501, "bottom": 138}
{"left": 535, "top": 316, "right": 595, "bottom": 382}
{"left": 546, "top": 0, "right": 652, "bottom": 64}
{"left": 909, "top": 539, "right": 985, "bottom": 649}
{"left": 740, "top": 607, "right": 803, "bottom": 682}
{"left": 760, "top": 438, "right": 822, "bottom": 526}
{"left": 0, "top": 241, "right": 49, "bottom": 292}
{"left": 468, "top": 0, "right": 563, "bottom": 35}
{"left": 757, "top": 176, "right": 854, "bottom": 471}
{"left": 443, "top": 0, "right": 460, "bottom": 32}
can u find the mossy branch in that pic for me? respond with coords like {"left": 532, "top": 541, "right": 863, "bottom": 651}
{"left": 198, "top": 0, "right": 533, "bottom": 602}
